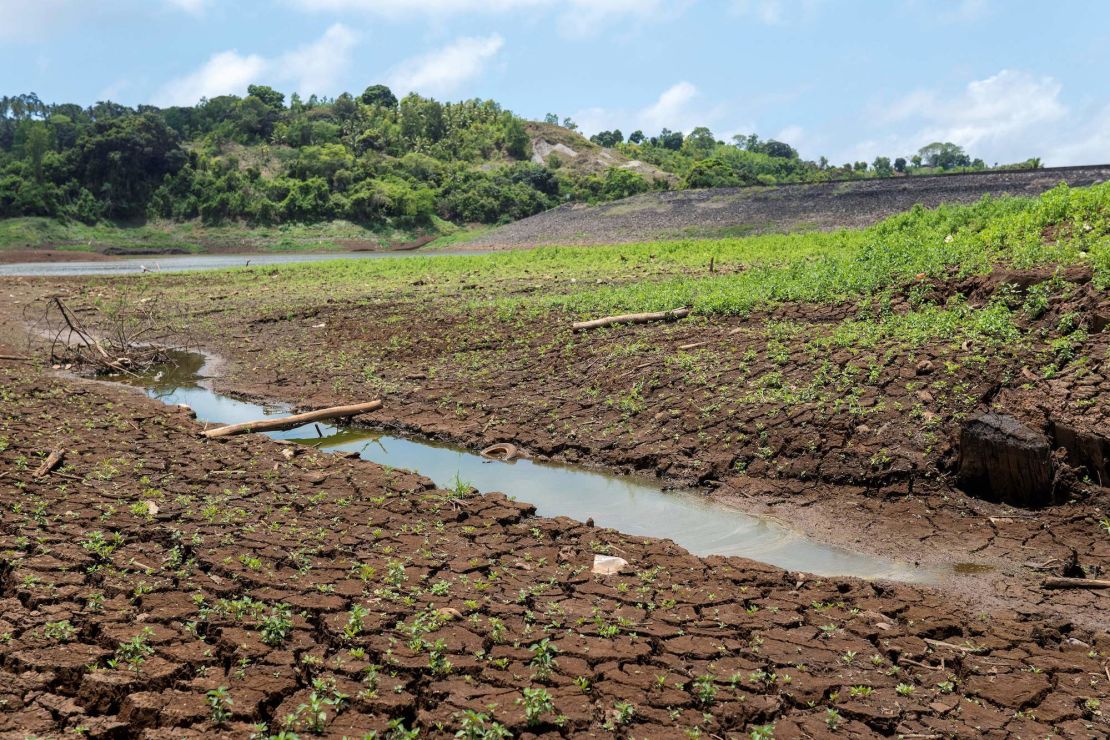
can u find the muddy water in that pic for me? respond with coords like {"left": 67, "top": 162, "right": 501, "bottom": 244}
{"left": 0, "top": 249, "right": 479, "bottom": 277}
{"left": 119, "top": 351, "right": 933, "bottom": 582}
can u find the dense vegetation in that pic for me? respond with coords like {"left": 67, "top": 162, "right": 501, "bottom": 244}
{"left": 581, "top": 122, "right": 1041, "bottom": 188}
{"left": 0, "top": 89, "right": 1041, "bottom": 236}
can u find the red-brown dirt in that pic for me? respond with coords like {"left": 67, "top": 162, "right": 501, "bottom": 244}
{"left": 1, "top": 355, "right": 1109, "bottom": 737}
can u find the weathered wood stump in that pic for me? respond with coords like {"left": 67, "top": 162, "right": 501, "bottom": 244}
{"left": 958, "top": 413, "right": 1054, "bottom": 508}
{"left": 1051, "top": 421, "right": 1109, "bottom": 488}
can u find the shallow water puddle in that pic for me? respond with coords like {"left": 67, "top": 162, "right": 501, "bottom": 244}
{"left": 118, "top": 351, "right": 933, "bottom": 582}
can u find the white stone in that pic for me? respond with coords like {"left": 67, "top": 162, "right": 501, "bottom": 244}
{"left": 592, "top": 554, "right": 629, "bottom": 576}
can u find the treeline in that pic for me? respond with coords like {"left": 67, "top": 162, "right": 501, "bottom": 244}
{"left": 0, "top": 88, "right": 588, "bottom": 228}
{"left": 0, "top": 88, "right": 1041, "bottom": 230}
{"left": 580, "top": 122, "right": 1041, "bottom": 188}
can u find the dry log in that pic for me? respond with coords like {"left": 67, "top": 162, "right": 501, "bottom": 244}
{"left": 0, "top": 354, "right": 29, "bottom": 361}
{"left": 33, "top": 449, "right": 65, "bottom": 478}
{"left": 572, "top": 307, "right": 690, "bottom": 332}
{"left": 1041, "top": 577, "right": 1110, "bottom": 590}
{"left": 677, "top": 341, "right": 709, "bottom": 351}
{"left": 203, "top": 401, "right": 382, "bottom": 439}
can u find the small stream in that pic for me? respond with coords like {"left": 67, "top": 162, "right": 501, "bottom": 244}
{"left": 117, "top": 351, "right": 933, "bottom": 583}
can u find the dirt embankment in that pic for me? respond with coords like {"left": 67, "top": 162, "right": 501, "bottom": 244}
{"left": 1, "top": 354, "right": 1109, "bottom": 737}
{"left": 462, "top": 165, "right": 1110, "bottom": 248}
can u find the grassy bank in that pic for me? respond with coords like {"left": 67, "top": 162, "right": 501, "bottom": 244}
{"left": 131, "top": 182, "right": 1108, "bottom": 317}
{"left": 0, "top": 216, "right": 456, "bottom": 254}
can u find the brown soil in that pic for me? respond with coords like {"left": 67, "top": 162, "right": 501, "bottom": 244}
{"left": 1, "top": 354, "right": 1108, "bottom": 737}
{"left": 462, "top": 165, "right": 1110, "bottom": 249}
{"left": 44, "top": 264, "right": 1098, "bottom": 628}
{"left": 0, "top": 250, "right": 117, "bottom": 265}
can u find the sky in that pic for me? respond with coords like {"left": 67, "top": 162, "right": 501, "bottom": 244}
{"left": 1, "top": 0, "right": 1108, "bottom": 166}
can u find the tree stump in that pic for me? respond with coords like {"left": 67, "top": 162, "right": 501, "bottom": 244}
{"left": 958, "top": 413, "right": 1054, "bottom": 508}
{"left": 1051, "top": 421, "right": 1109, "bottom": 488}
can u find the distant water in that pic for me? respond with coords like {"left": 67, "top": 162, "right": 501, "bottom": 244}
{"left": 0, "top": 250, "right": 478, "bottom": 277}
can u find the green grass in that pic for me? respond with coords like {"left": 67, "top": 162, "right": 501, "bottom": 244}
{"left": 122, "top": 182, "right": 1107, "bottom": 326}
{"left": 0, "top": 217, "right": 449, "bottom": 254}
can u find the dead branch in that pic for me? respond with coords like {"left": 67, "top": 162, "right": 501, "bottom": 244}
{"left": 25, "top": 294, "right": 190, "bottom": 375}
{"left": 203, "top": 401, "right": 383, "bottom": 439}
{"left": 0, "top": 354, "right": 29, "bottom": 361}
{"left": 572, "top": 307, "right": 691, "bottom": 332}
{"left": 33, "top": 449, "right": 65, "bottom": 479}
{"left": 1042, "top": 577, "right": 1110, "bottom": 590}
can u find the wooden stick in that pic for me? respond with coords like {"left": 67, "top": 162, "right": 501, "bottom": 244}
{"left": 1042, "top": 577, "right": 1110, "bottom": 590}
{"left": 572, "top": 307, "right": 691, "bottom": 332}
{"left": 0, "top": 354, "right": 29, "bottom": 361}
{"left": 678, "top": 341, "right": 709, "bottom": 351}
{"left": 924, "top": 638, "right": 984, "bottom": 653}
{"left": 202, "top": 401, "right": 382, "bottom": 439}
{"left": 33, "top": 449, "right": 65, "bottom": 479}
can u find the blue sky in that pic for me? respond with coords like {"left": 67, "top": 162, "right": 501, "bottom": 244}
{"left": 2, "top": 0, "right": 1108, "bottom": 165}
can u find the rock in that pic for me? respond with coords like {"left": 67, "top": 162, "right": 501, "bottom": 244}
{"left": 915, "top": 360, "right": 934, "bottom": 375}
{"left": 958, "top": 413, "right": 1054, "bottom": 508}
{"left": 144, "top": 501, "right": 159, "bottom": 516}
{"left": 592, "top": 554, "right": 629, "bottom": 575}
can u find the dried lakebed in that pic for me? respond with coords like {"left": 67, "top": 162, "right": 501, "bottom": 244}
{"left": 2, "top": 353, "right": 1108, "bottom": 737}
{"left": 120, "top": 351, "right": 928, "bottom": 583}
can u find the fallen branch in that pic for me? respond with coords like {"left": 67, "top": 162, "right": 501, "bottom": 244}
{"left": 33, "top": 449, "right": 65, "bottom": 479}
{"left": 678, "top": 341, "right": 709, "bottom": 351}
{"left": 924, "top": 638, "right": 984, "bottom": 653}
{"left": 572, "top": 307, "right": 691, "bottom": 332}
{"left": 0, "top": 354, "right": 29, "bottom": 361}
{"left": 203, "top": 401, "right": 382, "bottom": 439}
{"left": 1042, "top": 577, "right": 1110, "bottom": 591}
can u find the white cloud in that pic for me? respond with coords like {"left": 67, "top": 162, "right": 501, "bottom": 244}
{"left": 153, "top": 24, "right": 359, "bottom": 106}
{"left": 287, "top": 0, "right": 546, "bottom": 16}
{"left": 154, "top": 50, "right": 268, "bottom": 106}
{"left": 1044, "top": 104, "right": 1110, "bottom": 166}
{"left": 836, "top": 68, "right": 1110, "bottom": 166}
{"left": 729, "top": 0, "right": 825, "bottom": 24}
{"left": 289, "top": 0, "right": 683, "bottom": 38}
{"left": 276, "top": 23, "right": 360, "bottom": 95}
{"left": 573, "top": 81, "right": 727, "bottom": 137}
{"left": 165, "top": 0, "right": 208, "bottom": 15}
{"left": 855, "top": 69, "right": 1065, "bottom": 163}
{"left": 387, "top": 34, "right": 504, "bottom": 96}
{"left": 556, "top": 0, "right": 672, "bottom": 39}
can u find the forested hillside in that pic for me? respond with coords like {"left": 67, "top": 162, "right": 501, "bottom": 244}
{"left": 0, "top": 88, "right": 1041, "bottom": 242}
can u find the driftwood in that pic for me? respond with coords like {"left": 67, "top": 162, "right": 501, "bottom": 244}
{"left": 33, "top": 449, "right": 65, "bottom": 478}
{"left": 1041, "top": 577, "right": 1110, "bottom": 590}
{"left": 203, "top": 401, "right": 382, "bottom": 439}
{"left": 572, "top": 307, "right": 690, "bottom": 332}
{"left": 481, "top": 443, "right": 524, "bottom": 462}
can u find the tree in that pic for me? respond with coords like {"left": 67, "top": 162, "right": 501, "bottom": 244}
{"left": 761, "top": 140, "right": 798, "bottom": 159}
{"left": 70, "top": 113, "right": 186, "bottom": 218}
{"left": 682, "top": 127, "right": 716, "bottom": 158}
{"left": 247, "top": 85, "right": 285, "bottom": 111}
{"left": 561, "top": 117, "right": 578, "bottom": 131}
{"left": 24, "top": 123, "right": 51, "bottom": 184}
{"left": 360, "top": 84, "right": 398, "bottom": 110}
{"left": 590, "top": 130, "right": 624, "bottom": 148}
{"left": 872, "top": 156, "right": 893, "bottom": 177}
{"left": 543, "top": 113, "right": 559, "bottom": 125}
{"left": 893, "top": 157, "right": 907, "bottom": 173}
{"left": 628, "top": 130, "right": 645, "bottom": 144}
{"left": 655, "top": 128, "right": 683, "bottom": 151}
{"left": 917, "top": 141, "right": 971, "bottom": 170}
